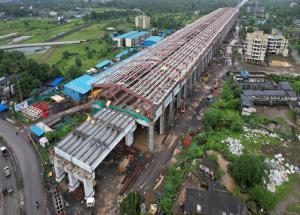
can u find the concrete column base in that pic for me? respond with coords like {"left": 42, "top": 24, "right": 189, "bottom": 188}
{"left": 68, "top": 173, "right": 80, "bottom": 192}
{"left": 83, "top": 179, "right": 95, "bottom": 199}
{"left": 56, "top": 172, "right": 66, "bottom": 183}
{"left": 54, "top": 158, "right": 66, "bottom": 183}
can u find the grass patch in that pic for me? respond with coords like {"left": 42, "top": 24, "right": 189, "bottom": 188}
{"left": 287, "top": 202, "right": 300, "bottom": 214}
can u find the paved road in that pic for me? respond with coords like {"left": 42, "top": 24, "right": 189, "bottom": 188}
{"left": 0, "top": 119, "right": 45, "bottom": 215}
{"left": 0, "top": 141, "right": 19, "bottom": 215}
{"left": 0, "top": 40, "right": 85, "bottom": 50}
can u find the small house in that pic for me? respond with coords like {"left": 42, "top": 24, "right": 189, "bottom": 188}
{"left": 63, "top": 75, "right": 94, "bottom": 102}
{"left": 184, "top": 185, "right": 248, "bottom": 215}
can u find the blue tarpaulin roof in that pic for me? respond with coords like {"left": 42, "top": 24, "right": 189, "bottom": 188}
{"left": 95, "top": 60, "right": 112, "bottom": 69}
{"left": 64, "top": 75, "right": 93, "bottom": 94}
{"left": 0, "top": 104, "right": 8, "bottom": 112}
{"left": 30, "top": 125, "right": 44, "bottom": 137}
{"left": 50, "top": 77, "right": 64, "bottom": 87}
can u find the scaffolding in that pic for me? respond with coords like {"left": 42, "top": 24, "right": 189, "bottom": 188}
{"left": 92, "top": 7, "right": 238, "bottom": 119}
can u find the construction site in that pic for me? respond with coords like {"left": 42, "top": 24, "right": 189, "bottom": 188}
{"left": 52, "top": 7, "right": 239, "bottom": 205}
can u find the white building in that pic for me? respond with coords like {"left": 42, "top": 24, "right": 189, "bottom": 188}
{"left": 245, "top": 31, "right": 289, "bottom": 65}
{"left": 135, "top": 15, "right": 150, "bottom": 29}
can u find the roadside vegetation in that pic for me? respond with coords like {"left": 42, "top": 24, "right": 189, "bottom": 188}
{"left": 158, "top": 77, "right": 299, "bottom": 214}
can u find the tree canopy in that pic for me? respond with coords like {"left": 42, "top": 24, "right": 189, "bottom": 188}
{"left": 229, "top": 153, "right": 269, "bottom": 190}
{"left": 0, "top": 50, "right": 62, "bottom": 99}
{"left": 119, "top": 192, "right": 141, "bottom": 215}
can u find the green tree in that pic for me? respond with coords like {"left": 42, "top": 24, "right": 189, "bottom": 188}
{"left": 66, "top": 65, "right": 81, "bottom": 80}
{"left": 204, "top": 108, "right": 222, "bottom": 129}
{"left": 32, "top": 79, "right": 42, "bottom": 89}
{"left": 249, "top": 185, "right": 275, "bottom": 211}
{"left": 62, "top": 51, "right": 70, "bottom": 59}
{"left": 229, "top": 154, "right": 269, "bottom": 190}
{"left": 75, "top": 57, "right": 82, "bottom": 67}
{"left": 87, "top": 51, "right": 93, "bottom": 59}
{"left": 119, "top": 192, "right": 141, "bottom": 215}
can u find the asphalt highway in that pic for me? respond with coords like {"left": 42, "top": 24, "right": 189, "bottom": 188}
{"left": 0, "top": 119, "right": 45, "bottom": 215}
{"left": 0, "top": 140, "right": 19, "bottom": 215}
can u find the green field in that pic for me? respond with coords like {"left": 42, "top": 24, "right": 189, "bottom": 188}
{"left": 59, "top": 23, "right": 106, "bottom": 41}
{"left": 33, "top": 40, "right": 126, "bottom": 75}
{"left": 0, "top": 18, "right": 85, "bottom": 44}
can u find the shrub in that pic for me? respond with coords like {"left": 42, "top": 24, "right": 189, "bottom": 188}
{"left": 249, "top": 185, "right": 275, "bottom": 211}
{"left": 229, "top": 153, "right": 269, "bottom": 190}
{"left": 120, "top": 192, "right": 141, "bottom": 215}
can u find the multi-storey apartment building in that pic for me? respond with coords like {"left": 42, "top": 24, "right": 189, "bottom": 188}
{"left": 245, "top": 31, "right": 289, "bottom": 65}
{"left": 135, "top": 15, "right": 150, "bottom": 29}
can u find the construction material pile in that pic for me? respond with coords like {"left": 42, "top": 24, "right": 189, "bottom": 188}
{"left": 243, "top": 126, "right": 283, "bottom": 145}
{"left": 221, "top": 137, "right": 243, "bottom": 156}
{"left": 264, "top": 154, "right": 298, "bottom": 193}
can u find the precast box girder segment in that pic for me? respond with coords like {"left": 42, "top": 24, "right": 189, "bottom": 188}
{"left": 54, "top": 107, "right": 136, "bottom": 173}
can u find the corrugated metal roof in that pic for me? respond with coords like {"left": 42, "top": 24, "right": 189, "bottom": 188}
{"left": 279, "top": 81, "right": 293, "bottom": 91}
{"left": 115, "top": 50, "right": 129, "bottom": 59}
{"left": 114, "top": 31, "right": 138, "bottom": 39}
{"left": 144, "top": 36, "right": 163, "bottom": 43}
{"left": 30, "top": 125, "right": 44, "bottom": 137}
{"left": 241, "top": 95, "right": 253, "bottom": 107}
{"left": 126, "top": 31, "right": 149, "bottom": 40}
{"left": 243, "top": 90, "right": 286, "bottom": 96}
{"left": 64, "top": 75, "right": 93, "bottom": 94}
{"left": 95, "top": 60, "right": 112, "bottom": 69}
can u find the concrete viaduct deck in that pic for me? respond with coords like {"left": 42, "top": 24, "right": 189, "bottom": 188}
{"left": 53, "top": 7, "right": 239, "bottom": 201}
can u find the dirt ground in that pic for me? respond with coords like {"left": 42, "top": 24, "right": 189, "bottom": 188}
{"left": 256, "top": 106, "right": 294, "bottom": 126}
{"left": 269, "top": 59, "right": 293, "bottom": 67}
{"left": 237, "top": 58, "right": 300, "bottom": 77}
{"left": 207, "top": 150, "right": 235, "bottom": 193}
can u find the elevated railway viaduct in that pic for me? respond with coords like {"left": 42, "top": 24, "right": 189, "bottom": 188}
{"left": 53, "top": 7, "right": 239, "bottom": 200}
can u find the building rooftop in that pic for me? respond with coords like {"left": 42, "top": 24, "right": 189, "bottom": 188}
{"left": 241, "top": 95, "right": 254, "bottom": 107}
{"left": 114, "top": 31, "right": 138, "bottom": 39}
{"left": 114, "top": 48, "right": 134, "bottom": 59}
{"left": 243, "top": 89, "right": 286, "bottom": 97}
{"left": 95, "top": 60, "right": 112, "bottom": 69}
{"left": 126, "top": 31, "right": 149, "bottom": 40}
{"left": 30, "top": 125, "right": 45, "bottom": 137}
{"left": 184, "top": 187, "right": 247, "bottom": 215}
{"left": 144, "top": 36, "right": 163, "bottom": 43}
{"left": 64, "top": 75, "right": 94, "bottom": 94}
{"left": 279, "top": 81, "right": 293, "bottom": 91}
{"left": 50, "top": 77, "right": 64, "bottom": 88}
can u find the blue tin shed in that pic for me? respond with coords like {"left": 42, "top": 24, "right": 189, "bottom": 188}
{"left": 63, "top": 75, "right": 94, "bottom": 102}
{"left": 144, "top": 36, "right": 163, "bottom": 47}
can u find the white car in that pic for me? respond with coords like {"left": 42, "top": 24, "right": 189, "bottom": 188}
{"left": 4, "top": 166, "right": 10, "bottom": 177}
